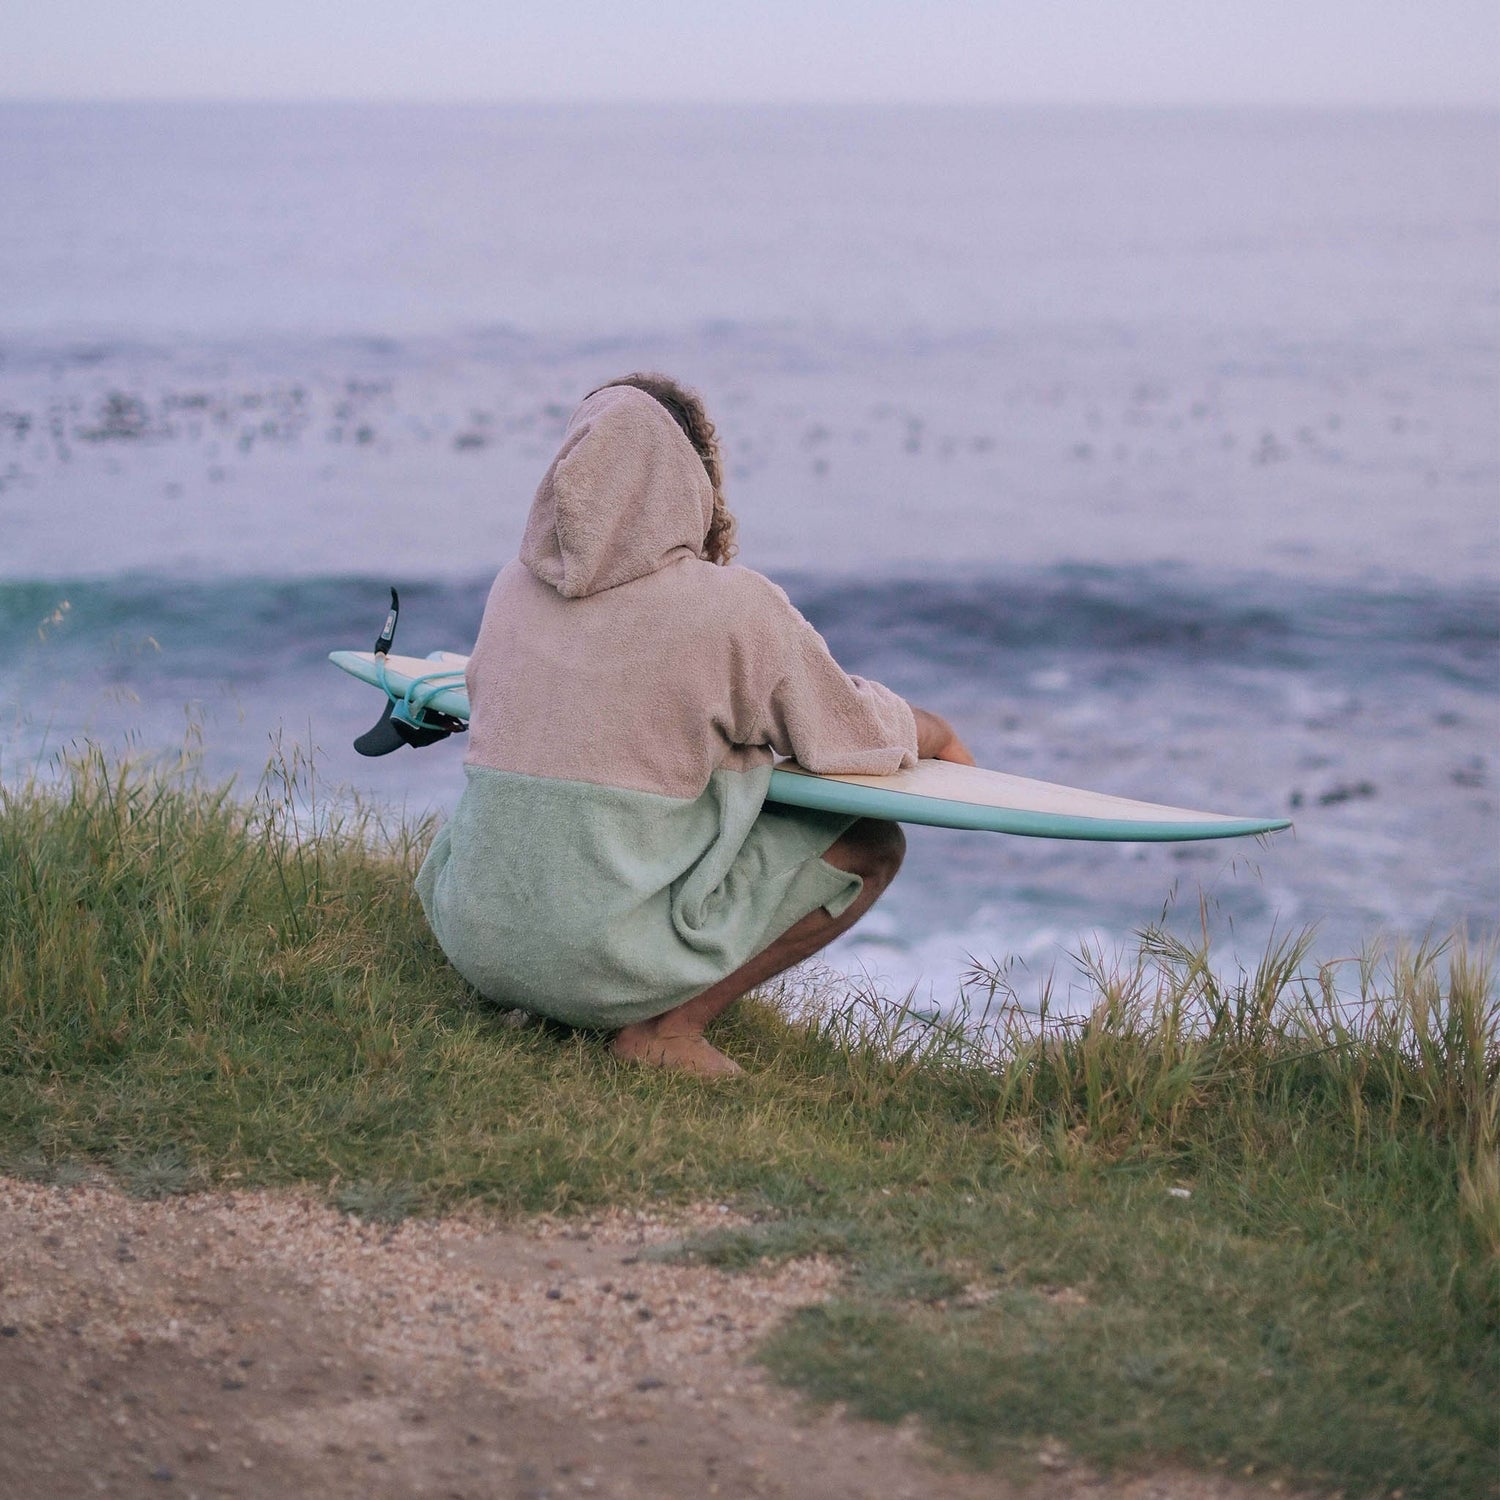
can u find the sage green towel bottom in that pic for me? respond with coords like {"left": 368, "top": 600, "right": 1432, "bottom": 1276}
{"left": 416, "top": 763, "right": 861, "bottom": 1028}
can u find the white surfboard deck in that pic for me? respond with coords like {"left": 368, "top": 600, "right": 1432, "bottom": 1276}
{"left": 330, "top": 649, "right": 1291, "bottom": 843}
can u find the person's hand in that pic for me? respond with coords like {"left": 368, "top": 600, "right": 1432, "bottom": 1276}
{"left": 912, "top": 707, "right": 976, "bottom": 766}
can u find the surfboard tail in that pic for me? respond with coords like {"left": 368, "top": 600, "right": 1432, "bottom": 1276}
{"left": 347, "top": 588, "right": 468, "bottom": 756}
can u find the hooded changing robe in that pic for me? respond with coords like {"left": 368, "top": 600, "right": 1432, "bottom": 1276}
{"left": 415, "top": 385, "right": 917, "bottom": 1027}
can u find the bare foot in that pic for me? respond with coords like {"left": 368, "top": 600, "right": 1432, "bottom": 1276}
{"left": 610, "top": 1028, "right": 744, "bottom": 1078}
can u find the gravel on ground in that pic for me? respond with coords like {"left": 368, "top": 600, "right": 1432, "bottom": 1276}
{"left": 0, "top": 1176, "right": 1298, "bottom": 1500}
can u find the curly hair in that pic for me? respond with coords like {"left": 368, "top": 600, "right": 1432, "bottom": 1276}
{"left": 593, "top": 372, "right": 737, "bottom": 566}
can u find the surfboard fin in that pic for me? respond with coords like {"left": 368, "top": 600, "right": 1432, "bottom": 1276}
{"left": 354, "top": 696, "right": 464, "bottom": 756}
{"left": 354, "top": 699, "right": 404, "bottom": 756}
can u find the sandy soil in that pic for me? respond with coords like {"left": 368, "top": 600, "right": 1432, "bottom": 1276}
{"left": 0, "top": 1177, "right": 1297, "bottom": 1500}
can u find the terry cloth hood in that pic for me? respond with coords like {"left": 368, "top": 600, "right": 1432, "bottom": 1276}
{"left": 520, "top": 385, "right": 716, "bottom": 599}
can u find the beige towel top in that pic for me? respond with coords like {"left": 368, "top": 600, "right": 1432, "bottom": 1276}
{"left": 467, "top": 384, "right": 917, "bottom": 799}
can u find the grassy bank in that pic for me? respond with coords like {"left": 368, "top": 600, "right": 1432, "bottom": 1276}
{"left": 2, "top": 746, "right": 1496, "bottom": 1497}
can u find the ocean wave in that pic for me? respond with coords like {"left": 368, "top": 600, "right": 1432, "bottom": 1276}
{"left": 3, "top": 568, "right": 1494, "bottom": 690}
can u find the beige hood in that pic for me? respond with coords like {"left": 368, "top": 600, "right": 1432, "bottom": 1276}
{"left": 519, "top": 385, "right": 715, "bottom": 599}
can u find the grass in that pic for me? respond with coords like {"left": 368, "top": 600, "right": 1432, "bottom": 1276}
{"left": 2, "top": 743, "right": 1497, "bottom": 1497}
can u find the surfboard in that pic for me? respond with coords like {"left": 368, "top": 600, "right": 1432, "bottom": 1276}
{"left": 329, "top": 649, "right": 1292, "bottom": 843}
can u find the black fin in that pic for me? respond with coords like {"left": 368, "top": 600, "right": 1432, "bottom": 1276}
{"left": 353, "top": 699, "right": 407, "bottom": 757}
{"left": 353, "top": 697, "right": 465, "bottom": 756}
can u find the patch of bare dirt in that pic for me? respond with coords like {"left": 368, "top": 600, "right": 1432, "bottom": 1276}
{"left": 0, "top": 1177, "right": 1297, "bottom": 1499}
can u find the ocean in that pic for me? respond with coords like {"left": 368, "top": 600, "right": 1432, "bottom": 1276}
{"left": 2, "top": 102, "right": 1496, "bottom": 1008}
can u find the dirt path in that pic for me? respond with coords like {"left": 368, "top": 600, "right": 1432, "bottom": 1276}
{"left": 1, "top": 1178, "right": 1290, "bottom": 1500}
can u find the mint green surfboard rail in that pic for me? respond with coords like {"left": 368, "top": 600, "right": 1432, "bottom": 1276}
{"left": 763, "top": 767, "right": 1289, "bottom": 842}
{"left": 330, "top": 649, "right": 1292, "bottom": 844}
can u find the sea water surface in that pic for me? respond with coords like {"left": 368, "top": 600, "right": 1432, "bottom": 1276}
{"left": 2, "top": 103, "right": 1496, "bottom": 1007}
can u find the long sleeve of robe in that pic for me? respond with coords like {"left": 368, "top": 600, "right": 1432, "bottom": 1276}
{"left": 415, "top": 384, "right": 917, "bottom": 1027}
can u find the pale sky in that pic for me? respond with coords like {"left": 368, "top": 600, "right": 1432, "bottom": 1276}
{"left": 1, "top": 0, "right": 1496, "bottom": 108}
